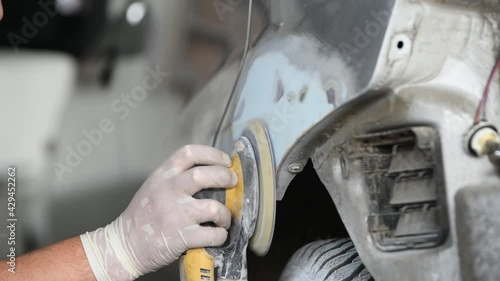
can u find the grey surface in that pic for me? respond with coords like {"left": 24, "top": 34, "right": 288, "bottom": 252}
{"left": 215, "top": 0, "right": 396, "bottom": 200}
{"left": 456, "top": 186, "right": 500, "bottom": 281}
{"left": 0, "top": 0, "right": 246, "bottom": 280}
{"left": 4, "top": 1, "right": 500, "bottom": 280}
{"left": 0, "top": 54, "right": 185, "bottom": 279}
{"left": 45, "top": 57, "right": 184, "bottom": 280}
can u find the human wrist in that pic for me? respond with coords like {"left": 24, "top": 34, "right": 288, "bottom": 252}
{"left": 80, "top": 217, "right": 143, "bottom": 281}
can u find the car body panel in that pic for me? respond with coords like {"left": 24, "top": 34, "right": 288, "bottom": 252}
{"left": 181, "top": 0, "right": 500, "bottom": 280}
{"left": 216, "top": 0, "right": 396, "bottom": 199}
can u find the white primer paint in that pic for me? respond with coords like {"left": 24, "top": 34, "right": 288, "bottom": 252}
{"left": 140, "top": 198, "right": 149, "bottom": 208}
{"left": 142, "top": 224, "right": 155, "bottom": 236}
{"left": 177, "top": 196, "right": 194, "bottom": 205}
{"left": 162, "top": 167, "right": 180, "bottom": 179}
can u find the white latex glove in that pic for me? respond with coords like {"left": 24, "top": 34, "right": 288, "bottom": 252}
{"left": 80, "top": 145, "right": 237, "bottom": 281}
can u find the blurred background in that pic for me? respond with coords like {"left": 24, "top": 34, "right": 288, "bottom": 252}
{"left": 0, "top": 0, "right": 256, "bottom": 279}
{"left": 0, "top": 1, "right": 346, "bottom": 280}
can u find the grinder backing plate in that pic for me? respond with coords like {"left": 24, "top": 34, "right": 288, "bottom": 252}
{"left": 243, "top": 120, "right": 276, "bottom": 256}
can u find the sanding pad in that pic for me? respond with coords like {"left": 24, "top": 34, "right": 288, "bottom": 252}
{"left": 243, "top": 120, "right": 276, "bottom": 256}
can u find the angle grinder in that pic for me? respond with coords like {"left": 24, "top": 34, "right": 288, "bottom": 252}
{"left": 180, "top": 120, "right": 276, "bottom": 281}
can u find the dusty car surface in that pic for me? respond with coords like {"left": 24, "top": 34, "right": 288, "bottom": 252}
{"left": 3, "top": 0, "right": 500, "bottom": 280}
{"left": 179, "top": 0, "right": 500, "bottom": 280}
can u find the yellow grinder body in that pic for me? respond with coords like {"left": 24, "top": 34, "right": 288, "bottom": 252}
{"left": 180, "top": 136, "right": 260, "bottom": 281}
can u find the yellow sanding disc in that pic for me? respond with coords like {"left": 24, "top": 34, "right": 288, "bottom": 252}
{"left": 245, "top": 120, "right": 276, "bottom": 256}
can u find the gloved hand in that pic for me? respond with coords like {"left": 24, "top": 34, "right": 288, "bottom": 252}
{"left": 80, "top": 145, "right": 237, "bottom": 281}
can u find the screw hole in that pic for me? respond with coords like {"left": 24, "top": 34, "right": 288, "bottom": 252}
{"left": 397, "top": 41, "right": 404, "bottom": 49}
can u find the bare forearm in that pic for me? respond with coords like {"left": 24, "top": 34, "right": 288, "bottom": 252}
{"left": 0, "top": 237, "right": 95, "bottom": 281}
